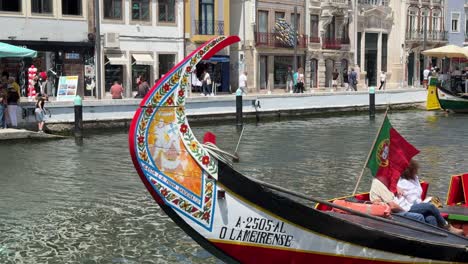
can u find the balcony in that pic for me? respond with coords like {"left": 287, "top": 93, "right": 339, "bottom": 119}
{"left": 309, "top": 36, "right": 320, "bottom": 43}
{"left": 322, "top": 37, "right": 349, "bottom": 49}
{"left": 406, "top": 30, "right": 448, "bottom": 42}
{"left": 358, "top": 0, "right": 389, "bottom": 6}
{"left": 255, "top": 32, "right": 307, "bottom": 48}
{"left": 194, "top": 20, "right": 224, "bottom": 35}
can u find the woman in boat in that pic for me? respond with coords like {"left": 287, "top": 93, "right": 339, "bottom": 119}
{"left": 396, "top": 160, "right": 463, "bottom": 235}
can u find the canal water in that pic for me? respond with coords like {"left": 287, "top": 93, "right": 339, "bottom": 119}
{"left": 0, "top": 111, "right": 467, "bottom": 264}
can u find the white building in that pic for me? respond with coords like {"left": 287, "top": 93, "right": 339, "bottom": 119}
{"left": 0, "top": 0, "right": 93, "bottom": 96}
{"left": 99, "top": 0, "right": 184, "bottom": 98}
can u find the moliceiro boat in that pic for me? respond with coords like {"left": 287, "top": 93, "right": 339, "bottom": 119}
{"left": 437, "top": 86, "right": 468, "bottom": 113}
{"left": 129, "top": 36, "right": 468, "bottom": 263}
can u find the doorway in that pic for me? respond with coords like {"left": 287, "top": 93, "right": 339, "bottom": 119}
{"left": 310, "top": 59, "right": 318, "bottom": 88}
{"left": 408, "top": 52, "right": 414, "bottom": 86}
{"left": 365, "top": 33, "right": 378, "bottom": 86}
{"left": 259, "top": 56, "right": 267, "bottom": 90}
{"left": 325, "top": 59, "right": 334, "bottom": 88}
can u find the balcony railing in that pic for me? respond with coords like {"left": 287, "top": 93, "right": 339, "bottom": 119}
{"left": 358, "top": 0, "right": 389, "bottom": 6}
{"left": 309, "top": 36, "right": 320, "bottom": 43}
{"left": 194, "top": 20, "right": 224, "bottom": 35}
{"left": 322, "top": 38, "right": 344, "bottom": 49}
{"left": 406, "top": 30, "right": 448, "bottom": 42}
{"left": 255, "top": 32, "right": 307, "bottom": 48}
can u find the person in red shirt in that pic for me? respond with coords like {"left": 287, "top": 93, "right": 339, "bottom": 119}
{"left": 110, "top": 80, "right": 124, "bottom": 99}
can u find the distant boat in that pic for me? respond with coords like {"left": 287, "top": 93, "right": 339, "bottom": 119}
{"left": 129, "top": 36, "right": 468, "bottom": 263}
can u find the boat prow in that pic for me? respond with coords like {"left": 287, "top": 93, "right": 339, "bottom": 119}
{"left": 129, "top": 36, "right": 468, "bottom": 263}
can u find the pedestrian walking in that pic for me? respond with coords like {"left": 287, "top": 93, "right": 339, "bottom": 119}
{"left": 286, "top": 66, "right": 294, "bottom": 93}
{"left": 135, "top": 76, "right": 150, "bottom": 98}
{"left": 349, "top": 68, "right": 358, "bottom": 91}
{"left": 239, "top": 71, "right": 248, "bottom": 95}
{"left": 379, "top": 71, "right": 386, "bottom": 90}
{"left": 0, "top": 90, "right": 6, "bottom": 129}
{"left": 332, "top": 69, "right": 339, "bottom": 90}
{"left": 343, "top": 69, "right": 349, "bottom": 91}
{"left": 423, "top": 67, "right": 431, "bottom": 89}
{"left": 296, "top": 67, "right": 305, "bottom": 93}
{"left": 110, "top": 80, "right": 124, "bottom": 99}
{"left": 293, "top": 69, "right": 298, "bottom": 93}
{"left": 6, "top": 87, "right": 19, "bottom": 128}
{"left": 35, "top": 94, "right": 46, "bottom": 132}
{"left": 191, "top": 71, "right": 202, "bottom": 93}
{"left": 202, "top": 70, "right": 212, "bottom": 96}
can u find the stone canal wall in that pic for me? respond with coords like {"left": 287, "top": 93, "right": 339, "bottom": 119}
{"left": 17, "top": 89, "right": 427, "bottom": 132}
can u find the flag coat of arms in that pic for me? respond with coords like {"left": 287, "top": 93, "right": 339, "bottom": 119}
{"left": 367, "top": 116, "right": 420, "bottom": 193}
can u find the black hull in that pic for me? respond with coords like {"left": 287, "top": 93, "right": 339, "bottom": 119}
{"left": 217, "top": 162, "right": 468, "bottom": 262}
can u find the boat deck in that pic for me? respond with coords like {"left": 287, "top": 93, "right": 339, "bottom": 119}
{"left": 327, "top": 211, "right": 468, "bottom": 246}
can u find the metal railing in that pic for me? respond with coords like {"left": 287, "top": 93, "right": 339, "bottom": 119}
{"left": 322, "top": 38, "right": 342, "bottom": 49}
{"left": 255, "top": 32, "right": 308, "bottom": 48}
{"left": 194, "top": 20, "right": 224, "bottom": 35}
{"left": 406, "top": 30, "right": 448, "bottom": 41}
{"left": 358, "top": 0, "right": 389, "bottom": 6}
{"left": 309, "top": 36, "right": 320, "bottom": 43}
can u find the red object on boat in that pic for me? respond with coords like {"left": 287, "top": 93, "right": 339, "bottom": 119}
{"left": 203, "top": 132, "right": 216, "bottom": 144}
{"left": 332, "top": 200, "right": 391, "bottom": 218}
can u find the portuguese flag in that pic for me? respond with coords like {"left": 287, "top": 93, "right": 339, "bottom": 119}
{"left": 367, "top": 116, "right": 420, "bottom": 193}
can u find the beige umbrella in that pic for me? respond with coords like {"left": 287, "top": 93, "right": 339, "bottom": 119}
{"left": 421, "top": 45, "right": 468, "bottom": 58}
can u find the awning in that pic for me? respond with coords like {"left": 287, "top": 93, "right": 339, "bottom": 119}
{"left": 105, "top": 53, "right": 127, "bottom": 65}
{"left": 0, "top": 42, "right": 37, "bottom": 58}
{"left": 132, "top": 54, "right": 153, "bottom": 65}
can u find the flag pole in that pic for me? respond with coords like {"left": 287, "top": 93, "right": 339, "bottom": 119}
{"left": 352, "top": 107, "right": 389, "bottom": 195}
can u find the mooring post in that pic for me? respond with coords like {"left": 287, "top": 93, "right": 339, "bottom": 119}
{"left": 369, "top": 86, "right": 375, "bottom": 118}
{"left": 236, "top": 88, "right": 243, "bottom": 128}
{"left": 74, "top": 95, "right": 83, "bottom": 137}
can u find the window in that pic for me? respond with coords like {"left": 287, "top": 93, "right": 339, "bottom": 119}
{"left": 32, "top": 0, "right": 53, "bottom": 14}
{"left": 257, "top": 10, "right": 268, "bottom": 43}
{"left": 104, "top": 0, "right": 122, "bottom": 20}
{"left": 0, "top": 0, "right": 21, "bottom": 12}
{"left": 310, "top": 15, "right": 319, "bottom": 39}
{"left": 159, "top": 54, "right": 175, "bottom": 78}
{"left": 291, "top": 13, "right": 300, "bottom": 31}
{"left": 199, "top": 0, "right": 214, "bottom": 34}
{"left": 258, "top": 11, "right": 268, "bottom": 33}
{"left": 432, "top": 11, "right": 440, "bottom": 31}
{"left": 132, "top": 0, "right": 150, "bottom": 21}
{"left": 62, "top": 0, "right": 82, "bottom": 16}
{"left": 158, "top": 0, "right": 175, "bottom": 23}
{"left": 275, "top": 11, "right": 284, "bottom": 22}
{"left": 451, "top": 12, "right": 460, "bottom": 32}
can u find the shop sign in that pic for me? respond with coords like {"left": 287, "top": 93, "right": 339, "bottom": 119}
{"left": 56, "top": 76, "right": 79, "bottom": 101}
{"left": 65, "top": 53, "right": 80, "bottom": 60}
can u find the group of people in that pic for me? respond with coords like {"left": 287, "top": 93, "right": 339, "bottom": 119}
{"left": 108, "top": 75, "right": 152, "bottom": 100}
{"left": 285, "top": 66, "right": 305, "bottom": 93}
{"left": 0, "top": 71, "right": 21, "bottom": 129}
{"left": 192, "top": 69, "right": 214, "bottom": 96}
{"left": 370, "top": 159, "right": 463, "bottom": 235}
{"left": 423, "top": 65, "right": 468, "bottom": 93}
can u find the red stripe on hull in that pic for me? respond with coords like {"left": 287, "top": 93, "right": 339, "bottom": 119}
{"left": 213, "top": 242, "right": 404, "bottom": 264}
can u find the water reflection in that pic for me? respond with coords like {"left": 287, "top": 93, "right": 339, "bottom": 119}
{"left": 0, "top": 110, "right": 467, "bottom": 263}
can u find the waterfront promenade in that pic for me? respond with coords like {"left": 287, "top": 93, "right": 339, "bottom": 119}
{"left": 9, "top": 88, "right": 426, "bottom": 133}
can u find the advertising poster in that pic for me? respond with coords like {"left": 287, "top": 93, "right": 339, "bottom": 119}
{"left": 56, "top": 76, "right": 79, "bottom": 101}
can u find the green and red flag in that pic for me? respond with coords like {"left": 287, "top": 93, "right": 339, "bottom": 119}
{"left": 367, "top": 116, "right": 420, "bottom": 193}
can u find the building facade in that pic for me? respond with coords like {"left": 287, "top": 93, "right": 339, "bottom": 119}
{"left": 404, "top": 0, "right": 447, "bottom": 87}
{"left": 308, "top": 0, "right": 352, "bottom": 89}
{"left": 184, "top": 0, "right": 231, "bottom": 94}
{"left": 0, "top": 0, "right": 94, "bottom": 97}
{"left": 99, "top": 0, "right": 184, "bottom": 98}
{"left": 446, "top": 0, "right": 466, "bottom": 47}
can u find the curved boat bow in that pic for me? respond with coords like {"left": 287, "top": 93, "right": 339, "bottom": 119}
{"left": 129, "top": 36, "right": 468, "bottom": 263}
